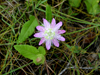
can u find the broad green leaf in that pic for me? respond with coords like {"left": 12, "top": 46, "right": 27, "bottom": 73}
{"left": 84, "top": 0, "right": 100, "bottom": 15}
{"left": 17, "top": 15, "right": 38, "bottom": 43}
{"left": 46, "top": 4, "right": 52, "bottom": 22}
{"left": 33, "top": 54, "right": 45, "bottom": 65}
{"left": 38, "top": 46, "right": 46, "bottom": 55}
{"left": 69, "top": 0, "right": 81, "bottom": 7}
{"left": 14, "top": 45, "right": 39, "bottom": 60}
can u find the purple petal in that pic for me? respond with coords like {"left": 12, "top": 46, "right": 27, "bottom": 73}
{"left": 34, "top": 32, "right": 44, "bottom": 38}
{"left": 46, "top": 40, "right": 51, "bottom": 50}
{"left": 54, "top": 21, "right": 62, "bottom": 31}
{"left": 57, "top": 30, "right": 66, "bottom": 34}
{"left": 56, "top": 35, "right": 65, "bottom": 41}
{"left": 52, "top": 39, "right": 59, "bottom": 47}
{"left": 43, "top": 18, "right": 50, "bottom": 28}
{"left": 51, "top": 18, "right": 56, "bottom": 28}
{"left": 36, "top": 26, "right": 45, "bottom": 32}
{"left": 39, "top": 37, "right": 46, "bottom": 45}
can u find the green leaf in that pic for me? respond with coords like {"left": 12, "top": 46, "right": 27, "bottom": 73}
{"left": 46, "top": 4, "right": 52, "bottom": 22}
{"left": 98, "top": 53, "right": 100, "bottom": 59}
{"left": 17, "top": 15, "right": 38, "bottom": 43}
{"left": 38, "top": 46, "right": 46, "bottom": 55}
{"left": 66, "top": 44, "right": 86, "bottom": 54}
{"left": 68, "top": 8, "right": 79, "bottom": 16}
{"left": 69, "top": 0, "right": 81, "bottom": 7}
{"left": 66, "top": 44, "right": 72, "bottom": 49}
{"left": 33, "top": 54, "right": 45, "bottom": 65}
{"left": 71, "top": 46, "right": 80, "bottom": 53}
{"left": 84, "top": 0, "right": 100, "bottom": 15}
{"left": 88, "top": 60, "right": 91, "bottom": 65}
{"left": 14, "top": 45, "right": 39, "bottom": 60}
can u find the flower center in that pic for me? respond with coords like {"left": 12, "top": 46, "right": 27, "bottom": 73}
{"left": 44, "top": 28, "right": 55, "bottom": 40}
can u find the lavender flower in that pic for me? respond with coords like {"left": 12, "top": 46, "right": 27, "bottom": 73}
{"left": 34, "top": 18, "right": 66, "bottom": 50}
